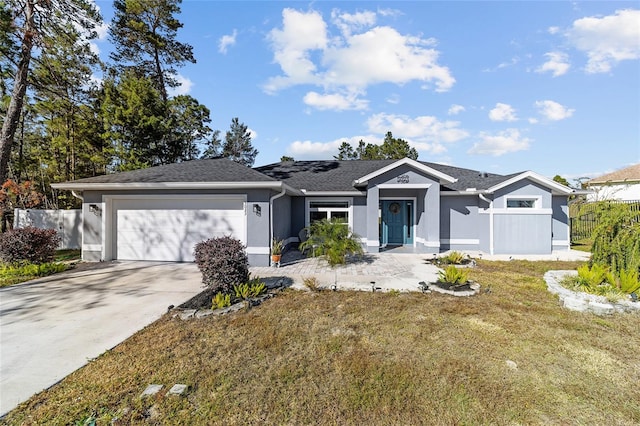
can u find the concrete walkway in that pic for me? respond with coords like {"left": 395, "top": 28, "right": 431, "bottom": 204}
{"left": 250, "top": 249, "right": 590, "bottom": 292}
{"left": 0, "top": 262, "right": 204, "bottom": 417}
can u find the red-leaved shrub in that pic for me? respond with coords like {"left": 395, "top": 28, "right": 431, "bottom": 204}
{"left": 194, "top": 236, "right": 249, "bottom": 293}
{"left": 0, "top": 227, "right": 61, "bottom": 264}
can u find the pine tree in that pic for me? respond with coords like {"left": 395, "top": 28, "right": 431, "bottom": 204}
{"left": 221, "top": 118, "right": 258, "bottom": 167}
{"left": 109, "top": 0, "right": 195, "bottom": 102}
{"left": 0, "top": 0, "right": 101, "bottom": 185}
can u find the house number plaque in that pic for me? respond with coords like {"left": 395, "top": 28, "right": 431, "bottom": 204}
{"left": 397, "top": 174, "right": 410, "bottom": 183}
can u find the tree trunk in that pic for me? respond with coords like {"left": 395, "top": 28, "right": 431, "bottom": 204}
{"left": 0, "top": 0, "right": 35, "bottom": 184}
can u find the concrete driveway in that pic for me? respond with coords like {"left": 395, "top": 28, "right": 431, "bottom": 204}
{"left": 0, "top": 261, "right": 204, "bottom": 417}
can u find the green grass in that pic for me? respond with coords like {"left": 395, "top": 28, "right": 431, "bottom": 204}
{"left": 571, "top": 238, "right": 593, "bottom": 253}
{"left": 3, "top": 260, "right": 640, "bottom": 425}
{"left": 53, "top": 249, "right": 81, "bottom": 262}
{"left": 0, "top": 250, "right": 78, "bottom": 287}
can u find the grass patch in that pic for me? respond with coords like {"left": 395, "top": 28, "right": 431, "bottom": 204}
{"left": 53, "top": 249, "right": 81, "bottom": 262}
{"left": 3, "top": 260, "right": 640, "bottom": 424}
{"left": 0, "top": 249, "right": 79, "bottom": 288}
{"left": 571, "top": 239, "right": 593, "bottom": 253}
{"left": 0, "top": 262, "right": 70, "bottom": 288}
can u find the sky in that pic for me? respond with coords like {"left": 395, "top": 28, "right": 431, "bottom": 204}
{"left": 91, "top": 1, "right": 640, "bottom": 185}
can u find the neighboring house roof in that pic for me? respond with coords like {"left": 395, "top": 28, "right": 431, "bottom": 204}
{"left": 587, "top": 164, "right": 640, "bottom": 185}
{"left": 52, "top": 157, "right": 574, "bottom": 195}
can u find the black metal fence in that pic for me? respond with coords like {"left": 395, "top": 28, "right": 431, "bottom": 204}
{"left": 570, "top": 200, "right": 640, "bottom": 242}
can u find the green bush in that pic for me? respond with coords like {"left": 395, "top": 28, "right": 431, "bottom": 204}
{"left": 575, "top": 263, "right": 614, "bottom": 290}
{"left": 617, "top": 269, "right": 640, "bottom": 295}
{"left": 194, "top": 236, "right": 249, "bottom": 294}
{"left": 442, "top": 251, "right": 466, "bottom": 264}
{"left": 212, "top": 292, "right": 231, "bottom": 310}
{"left": 233, "top": 277, "right": 267, "bottom": 300}
{"left": 437, "top": 265, "right": 469, "bottom": 285}
{"left": 0, "top": 227, "right": 61, "bottom": 265}
{"left": 299, "top": 218, "right": 363, "bottom": 266}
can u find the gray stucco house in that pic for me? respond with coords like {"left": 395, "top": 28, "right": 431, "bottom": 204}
{"left": 52, "top": 157, "right": 577, "bottom": 266}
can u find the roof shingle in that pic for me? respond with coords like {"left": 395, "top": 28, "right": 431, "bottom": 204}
{"left": 588, "top": 164, "right": 640, "bottom": 184}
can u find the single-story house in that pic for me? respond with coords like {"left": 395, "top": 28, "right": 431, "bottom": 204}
{"left": 585, "top": 163, "right": 640, "bottom": 202}
{"left": 51, "top": 157, "right": 578, "bottom": 266}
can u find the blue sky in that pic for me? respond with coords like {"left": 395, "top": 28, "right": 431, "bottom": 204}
{"left": 92, "top": 1, "right": 640, "bottom": 185}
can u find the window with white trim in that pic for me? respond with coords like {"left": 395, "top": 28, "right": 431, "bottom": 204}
{"left": 306, "top": 199, "right": 351, "bottom": 226}
{"left": 506, "top": 198, "right": 538, "bottom": 208}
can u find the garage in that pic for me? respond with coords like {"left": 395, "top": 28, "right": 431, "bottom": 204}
{"left": 110, "top": 196, "right": 246, "bottom": 262}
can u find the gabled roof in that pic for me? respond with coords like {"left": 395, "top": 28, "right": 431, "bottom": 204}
{"left": 51, "top": 157, "right": 575, "bottom": 196}
{"left": 257, "top": 160, "right": 518, "bottom": 192}
{"left": 353, "top": 158, "right": 457, "bottom": 186}
{"left": 487, "top": 171, "right": 574, "bottom": 195}
{"left": 52, "top": 158, "right": 286, "bottom": 191}
{"left": 587, "top": 164, "right": 640, "bottom": 185}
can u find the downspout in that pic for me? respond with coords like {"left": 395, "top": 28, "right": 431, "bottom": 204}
{"left": 269, "top": 185, "right": 287, "bottom": 255}
{"left": 71, "top": 191, "right": 85, "bottom": 260}
{"left": 478, "top": 193, "right": 494, "bottom": 255}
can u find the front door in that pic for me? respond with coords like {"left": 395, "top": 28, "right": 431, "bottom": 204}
{"left": 380, "top": 200, "right": 413, "bottom": 246}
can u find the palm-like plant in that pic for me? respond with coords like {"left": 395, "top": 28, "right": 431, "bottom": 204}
{"left": 299, "top": 218, "right": 363, "bottom": 266}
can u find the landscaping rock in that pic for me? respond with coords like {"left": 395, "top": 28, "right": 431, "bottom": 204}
{"left": 168, "top": 384, "right": 188, "bottom": 396}
{"left": 140, "top": 384, "right": 163, "bottom": 397}
{"left": 545, "top": 271, "right": 640, "bottom": 315}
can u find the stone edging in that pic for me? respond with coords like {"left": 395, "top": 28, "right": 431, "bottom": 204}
{"left": 173, "top": 293, "right": 275, "bottom": 320}
{"left": 544, "top": 270, "right": 640, "bottom": 315}
{"left": 427, "top": 281, "right": 480, "bottom": 297}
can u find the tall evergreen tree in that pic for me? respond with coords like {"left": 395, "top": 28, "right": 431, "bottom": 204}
{"left": 333, "top": 133, "right": 418, "bottom": 161}
{"left": 379, "top": 131, "right": 418, "bottom": 160}
{"left": 109, "top": 0, "right": 195, "bottom": 102}
{"left": 100, "top": 71, "right": 167, "bottom": 171}
{"left": 334, "top": 141, "right": 357, "bottom": 160}
{"left": 221, "top": 117, "right": 258, "bottom": 167}
{"left": 164, "top": 95, "right": 212, "bottom": 163}
{"left": 0, "top": 0, "right": 101, "bottom": 185}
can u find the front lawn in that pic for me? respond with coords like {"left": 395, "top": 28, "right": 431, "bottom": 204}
{"left": 3, "top": 260, "right": 639, "bottom": 425}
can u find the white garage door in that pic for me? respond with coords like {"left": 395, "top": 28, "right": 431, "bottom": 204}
{"left": 113, "top": 197, "right": 246, "bottom": 262}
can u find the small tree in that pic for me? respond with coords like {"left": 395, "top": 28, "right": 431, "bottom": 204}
{"left": 221, "top": 117, "right": 258, "bottom": 167}
{"left": 590, "top": 202, "right": 640, "bottom": 274}
{"left": 0, "top": 180, "right": 43, "bottom": 232}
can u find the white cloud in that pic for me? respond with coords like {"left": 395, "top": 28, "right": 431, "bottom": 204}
{"left": 167, "top": 74, "right": 194, "bottom": 97}
{"left": 288, "top": 135, "right": 379, "bottom": 158}
{"left": 566, "top": 9, "right": 640, "bottom": 73}
{"left": 468, "top": 129, "right": 531, "bottom": 156}
{"left": 535, "top": 100, "right": 575, "bottom": 120}
{"left": 366, "top": 113, "right": 469, "bottom": 145}
{"left": 264, "top": 9, "right": 328, "bottom": 93}
{"left": 489, "top": 103, "right": 518, "bottom": 122}
{"left": 548, "top": 26, "right": 560, "bottom": 35}
{"left": 448, "top": 104, "right": 465, "bottom": 115}
{"left": 536, "top": 51, "right": 571, "bottom": 77}
{"left": 331, "top": 9, "right": 376, "bottom": 36}
{"left": 303, "top": 91, "right": 368, "bottom": 110}
{"left": 219, "top": 29, "right": 238, "bottom": 54}
{"left": 528, "top": 117, "right": 539, "bottom": 124}
{"left": 264, "top": 8, "right": 455, "bottom": 108}
{"left": 386, "top": 93, "right": 400, "bottom": 104}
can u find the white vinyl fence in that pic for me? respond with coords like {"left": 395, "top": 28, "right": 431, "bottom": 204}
{"left": 13, "top": 209, "right": 82, "bottom": 250}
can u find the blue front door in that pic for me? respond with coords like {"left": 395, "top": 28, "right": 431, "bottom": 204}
{"left": 380, "top": 200, "right": 413, "bottom": 246}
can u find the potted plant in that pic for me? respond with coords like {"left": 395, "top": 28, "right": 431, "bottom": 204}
{"left": 271, "top": 238, "right": 284, "bottom": 266}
